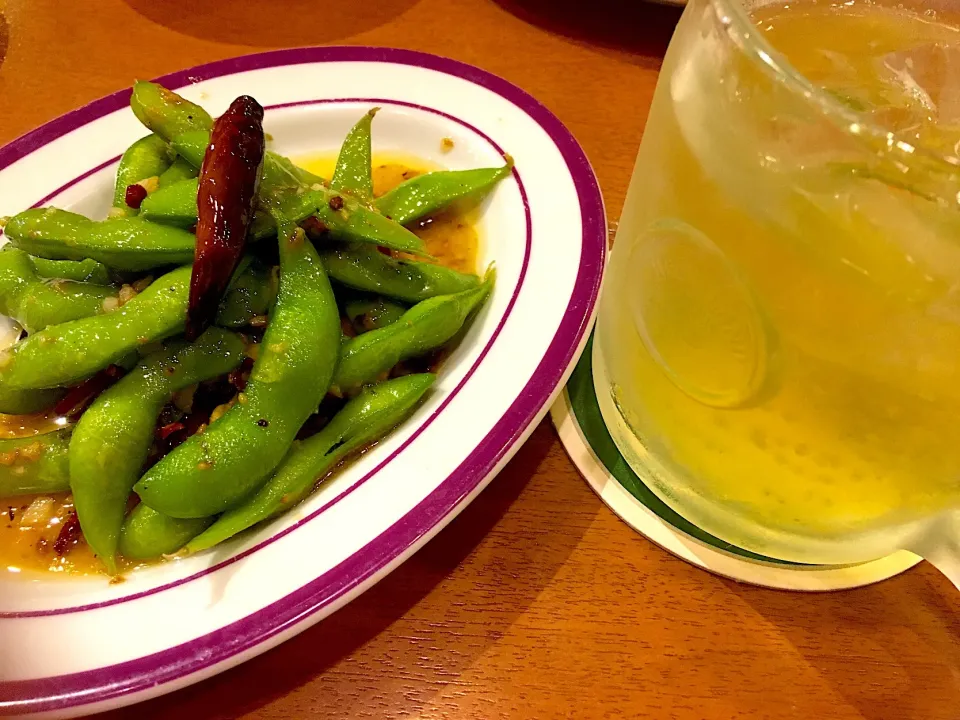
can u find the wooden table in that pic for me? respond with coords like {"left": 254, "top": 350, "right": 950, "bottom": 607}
{"left": 1, "top": 0, "right": 958, "bottom": 717}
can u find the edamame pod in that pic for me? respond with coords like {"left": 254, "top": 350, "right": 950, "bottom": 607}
{"left": 217, "top": 259, "right": 278, "bottom": 328}
{"left": 130, "top": 80, "right": 213, "bottom": 140}
{"left": 344, "top": 295, "right": 407, "bottom": 333}
{"left": 331, "top": 108, "right": 377, "bottom": 198}
{"left": 322, "top": 243, "right": 480, "bottom": 303}
{"left": 0, "top": 265, "right": 192, "bottom": 390}
{"left": 170, "top": 129, "right": 212, "bottom": 168}
{"left": 135, "top": 223, "right": 341, "bottom": 518}
{"left": 118, "top": 504, "right": 213, "bottom": 561}
{"left": 271, "top": 152, "right": 325, "bottom": 187}
{"left": 186, "top": 373, "right": 435, "bottom": 552}
{"left": 29, "top": 256, "right": 111, "bottom": 285}
{"left": 0, "top": 429, "right": 71, "bottom": 499}
{"left": 70, "top": 328, "right": 245, "bottom": 572}
{"left": 0, "top": 384, "right": 64, "bottom": 416}
{"left": 333, "top": 271, "right": 494, "bottom": 394}
{"left": 375, "top": 160, "right": 513, "bottom": 226}
{"left": 0, "top": 248, "right": 115, "bottom": 333}
{"left": 113, "top": 134, "right": 175, "bottom": 214}
{"left": 137, "top": 178, "right": 200, "bottom": 228}
{"left": 5, "top": 209, "right": 197, "bottom": 271}
{"left": 158, "top": 157, "right": 198, "bottom": 186}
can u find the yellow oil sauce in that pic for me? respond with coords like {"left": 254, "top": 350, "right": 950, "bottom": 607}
{"left": 0, "top": 493, "right": 110, "bottom": 576}
{"left": 0, "top": 410, "right": 112, "bottom": 576}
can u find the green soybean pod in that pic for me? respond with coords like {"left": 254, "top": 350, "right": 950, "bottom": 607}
{"left": 134, "top": 224, "right": 341, "bottom": 518}
{"left": 0, "top": 429, "right": 71, "bottom": 499}
{"left": 29, "top": 256, "right": 112, "bottom": 285}
{"left": 158, "top": 157, "right": 199, "bottom": 187}
{"left": 344, "top": 295, "right": 407, "bottom": 333}
{"left": 119, "top": 504, "right": 213, "bottom": 561}
{"left": 271, "top": 153, "right": 325, "bottom": 187}
{"left": 186, "top": 373, "right": 435, "bottom": 553}
{"left": 71, "top": 328, "right": 246, "bottom": 573}
{"left": 321, "top": 243, "right": 480, "bottom": 303}
{"left": 333, "top": 271, "right": 494, "bottom": 394}
{"left": 216, "top": 260, "right": 278, "bottom": 328}
{"left": 169, "top": 129, "right": 207, "bottom": 168}
{"left": 4, "top": 209, "right": 197, "bottom": 271}
{"left": 0, "top": 248, "right": 115, "bottom": 333}
{"left": 136, "top": 178, "right": 198, "bottom": 228}
{"left": 130, "top": 81, "right": 213, "bottom": 141}
{"left": 331, "top": 108, "right": 378, "bottom": 198}
{"left": 0, "top": 384, "right": 64, "bottom": 416}
{"left": 375, "top": 161, "right": 513, "bottom": 226}
{"left": 5, "top": 250, "right": 262, "bottom": 338}
{"left": 113, "top": 134, "right": 175, "bottom": 214}
{"left": 0, "top": 265, "right": 192, "bottom": 390}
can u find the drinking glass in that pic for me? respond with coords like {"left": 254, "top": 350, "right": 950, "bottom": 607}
{"left": 593, "top": 0, "right": 960, "bottom": 581}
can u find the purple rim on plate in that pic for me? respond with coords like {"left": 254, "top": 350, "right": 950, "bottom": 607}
{"left": 0, "top": 46, "right": 606, "bottom": 715}
{"left": 1, "top": 95, "right": 530, "bottom": 619}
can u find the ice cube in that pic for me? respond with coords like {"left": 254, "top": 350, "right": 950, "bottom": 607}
{"left": 879, "top": 43, "right": 960, "bottom": 142}
{"left": 880, "top": 43, "right": 960, "bottom": 120}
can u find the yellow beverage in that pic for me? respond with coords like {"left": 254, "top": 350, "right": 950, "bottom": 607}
{"left": 594, "top": 0, "right": 960, "bottom": 563}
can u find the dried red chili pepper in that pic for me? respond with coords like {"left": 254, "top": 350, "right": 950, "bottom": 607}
{"left": 53, "top": 511, "right": 82, "bottom": 556}
{"left": 186, "top": 95, "right": 265, "bottom": 340}
{"left": 53, "top": 365, "right": 126, "bottom": 420}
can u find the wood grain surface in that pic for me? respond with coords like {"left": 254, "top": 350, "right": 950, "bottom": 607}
{"left": 0, "top": 0, "right": 957, "bottom": 717}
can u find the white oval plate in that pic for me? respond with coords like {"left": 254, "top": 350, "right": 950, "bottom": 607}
{"left": 0, "top": 48, "right": 605, "bottom": 718}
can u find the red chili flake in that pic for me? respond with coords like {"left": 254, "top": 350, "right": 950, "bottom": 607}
{"left": 54, "top": 365, "right": 126, "bottom": 420}
{"left": 53, "top": 512, "right": 82, "bottom": 556}
{"left": 156, "top": 421, "right": 185, "bottom": 441}
{"left": 124, "top": 183, "right": 148, "bottom": 209}
{"left": 302, "top": 216, "right": 329, "bottom": 239}
{"left": 328, "top": 195, "right": 344, "bottom": 211}
{"left": 228, "top": 356, "right": 255, "bottom": 391}
{"left": 376, "top": 246, "right": 392, "bottom": 256}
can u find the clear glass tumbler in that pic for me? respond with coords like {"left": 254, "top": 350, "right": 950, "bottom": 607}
{"left": 594, "top": 0, "right": 960, "bottom": 570}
